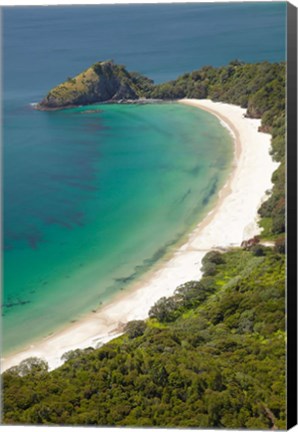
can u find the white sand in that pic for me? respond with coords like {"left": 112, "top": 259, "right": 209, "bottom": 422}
{"left": 1, "top": 99, "right": 279, "bottom": 372}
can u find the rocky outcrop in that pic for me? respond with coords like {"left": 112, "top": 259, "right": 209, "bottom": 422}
{"left": 37, "top": 60, "right": 150, "bottom": 110}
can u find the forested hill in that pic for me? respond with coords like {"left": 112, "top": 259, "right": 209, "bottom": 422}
{"left": 39, "top": 61, "right": 285, "bottom": 128}
{"left": 147, "top": 60, "right": 285, "bottom": 127}
{"left": 2, "top": 247, "right": 286, "bottom": 428}
{"left": 37, "top": 60, "right": 153, "bottom": 110}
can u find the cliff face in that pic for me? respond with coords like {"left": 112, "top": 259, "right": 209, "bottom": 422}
{"left": 38, "top": 61, "right": 149, "bottom": 110}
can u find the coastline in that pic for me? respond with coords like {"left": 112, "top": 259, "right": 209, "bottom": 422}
{"left": 1, "top": 99, "right": 278, "bottom": 372}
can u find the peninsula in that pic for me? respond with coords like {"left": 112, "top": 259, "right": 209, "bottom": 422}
{"left": 37, "top": 60, "right": 153, "bottom": 110}
{"left": 37, "top": 59, "right": 285, "bottom": 128}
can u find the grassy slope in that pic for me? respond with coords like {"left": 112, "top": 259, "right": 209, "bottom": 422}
{"left": 46, "top": 67, "right": 100, "bottom": 102}
{"left": 40, "top": 61, "right": 151, "bottom": 108}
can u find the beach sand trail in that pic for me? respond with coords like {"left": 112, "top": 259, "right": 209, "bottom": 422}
{"left": 1, "top": 99, "right": 279, "bottom": 372}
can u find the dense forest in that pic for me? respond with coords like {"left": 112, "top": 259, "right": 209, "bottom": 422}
{"left": 2, "top": 61, "right": 286, "bottom": 427}
{"left": 2, "top": 248, "right": 286, "bottom": 428}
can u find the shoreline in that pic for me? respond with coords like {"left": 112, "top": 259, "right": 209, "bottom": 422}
{"left": 33, "top": 98, "right": 165, "bottom": 111}
{"left": 1, "top": 99, "right": 278, "bottom": 372}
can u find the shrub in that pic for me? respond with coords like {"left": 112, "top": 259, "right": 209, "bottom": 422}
{"left": 5, "top": 357, "right": 48, "bottom": 377}
{"left": 250, "top": 244, "right": 265, "bottom": 257}
{"left": 125, "top": 320, "right": 147, "bottom": 339}
{"left": 272, "top": 214, "right": 285, "bottom": 234}
{"left": 175, "top": 279, "right": 216, "bottom": 306}
{"left": 201, "top": 261, "right": 217, "bottom": 276}
{"left": 149, "top": 297, "right": 179, "bottom": 322}
{"left": 275, "top": 236, "right": 285, "bottom": 254}
{"left": 61, "top": 347, "right": 94, "bottom": 362}
{"left": 201, "top": 251, "right": 225, "bottom": 276}
{"left": 93, "top": 62, "right": 102, "bottom": 75}
{"left": 202, "top": 251, "right": 225, "bottom": 265}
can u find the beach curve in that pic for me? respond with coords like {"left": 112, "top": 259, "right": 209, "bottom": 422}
{"left": 1, "top": 99, "right": 279, "bottom": 372}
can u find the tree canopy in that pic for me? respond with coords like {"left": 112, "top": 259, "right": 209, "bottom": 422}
{"left": 2, "top": 248, "right": 286, "bottom": 428}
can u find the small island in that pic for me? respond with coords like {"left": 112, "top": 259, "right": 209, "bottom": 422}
{"left": 37, "top": 60, "right": 154, "bottom": 110}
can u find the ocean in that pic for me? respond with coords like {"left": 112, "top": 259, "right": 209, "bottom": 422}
{"left": 2, "top": 2, "right": 286, "bottom": 355}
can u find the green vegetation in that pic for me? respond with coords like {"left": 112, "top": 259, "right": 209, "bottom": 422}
{"left": 7, "top": 60, "right": 285, "bottom": 427}
{"left": 2, "top": 247, "right": 285, "bottom": 428}
{"left": 39, "top": 60, "right": 285, "bottom": 242}
{"left": 38, "top": 60, "right": 152, "bottom": 109}
{"left": 147, "top": 60, "right": 286, "bottom": 241}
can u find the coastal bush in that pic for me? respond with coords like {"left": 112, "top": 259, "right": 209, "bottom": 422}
{"left": 148, "top": 297, "right": 180, "bottom": 322}
{"left": 201, "top": 251, "right": 225, "bottom": 276}
{"left": 275, "top": 236, "right": 285, "bottom": 254}
{"left": 92, "top": 61, "right": 104, "bottom": 75}
{"left": 61, "top": 347, "right": 94, "bottom": 362}
{"left": 125, "top": 320, "right": 147, "bottom": 339}
{"left": 201, "top": 261, "right": 217, "bottom": 276}
{"left": 250, "top": 244, "right": 265, "bottom": 256}
{"left": 272, "top": 214, "right": 285, "bottom": 234}
{"left": 202, "top": 250, "right": 225, "bottom": 265}
{"left": 174, "top": 279, "right": 215, "bottom": 306}
{"left": 129, "top": 72, "right": 154, "bottom": 97}
{"left": 4, "top": 357, "right": 48, "bottom": 377}
{"left": 2, "top": 249, "right": 285, "bottom": 428}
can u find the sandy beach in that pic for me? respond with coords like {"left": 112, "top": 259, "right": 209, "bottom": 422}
{"left": 1, "top": 99, "right": 279, "bottom": 372}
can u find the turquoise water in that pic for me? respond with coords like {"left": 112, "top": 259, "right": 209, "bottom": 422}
{"left": 4, "top": 103, "right": 233, "bottom": 354}
{"left": 2, "top": 3, "right": 286, "bottom": 355}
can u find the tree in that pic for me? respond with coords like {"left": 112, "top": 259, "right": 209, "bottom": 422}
{"left": 201, "top": 261, "right": 217, "bottom": 276}
{"left": 61, "top": 347, "right": 94, "bottom": 362}
{"left": 250, "top": 244, "right": 265, "bottom": 257}
{"left": 125, "top": 320, "right": 147, "bottom": 339}
{"left": 149, "top": 297, "right": 179, "bottom": 322}
{"left": 202, "top": 250, "right": 225, "bottom": 265}
{"left": 6, "top": 357, "right": 48, "bottom": 377}
{"left": 275, "top": 236, "right": 285, "bottom": 254}
{"left": 272, "top": 214, "right": 285, "bottom": 234}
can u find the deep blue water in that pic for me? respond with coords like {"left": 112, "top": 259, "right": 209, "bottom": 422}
{"left": 2, "top": 2, "right": 286, "bottom": 355}
{"left": 3, "top": 2, "right": 286, "bottom": 99}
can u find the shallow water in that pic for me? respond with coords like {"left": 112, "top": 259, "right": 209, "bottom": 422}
{"left": 2, "top": 3, "right": 286, "bottom": 354}
{"left": 3, "top": 102, "right": 234, "bottom": 354}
